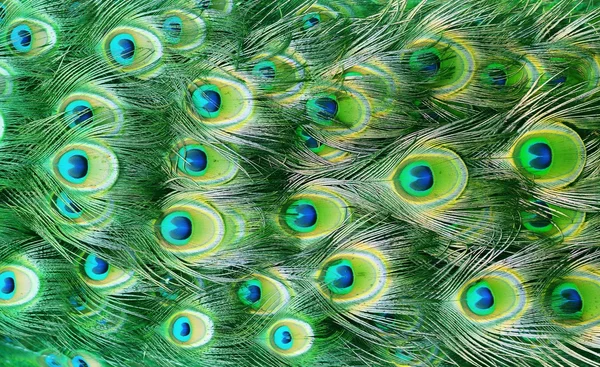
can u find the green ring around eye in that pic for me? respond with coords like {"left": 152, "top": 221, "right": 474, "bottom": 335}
{"left": 398, "top": 161, "right": 434, "bottom": 197}
{"left": 284, "top": 199, "right": 317, "bottom": 233}
{"left": 273, "top": 325, "right": 293, "bottom": 350}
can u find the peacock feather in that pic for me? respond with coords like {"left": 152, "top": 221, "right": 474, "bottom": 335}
{"left": 1, "top": 0, "right": 600, "bottom": 367}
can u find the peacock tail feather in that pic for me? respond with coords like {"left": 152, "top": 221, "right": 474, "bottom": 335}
{"left": 0, "top": 0, "right": 599, "bottom": 366}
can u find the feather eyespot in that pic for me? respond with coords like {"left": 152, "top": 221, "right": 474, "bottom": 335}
{"left": 80, "top": 253, "right": 133, "bottom": 291}
{"left": 265, "top": 318, "right": 313, "bottom": 357}
{"left": 166, "top": 310, "right": 214, "bottom": 348}
{"left": 0, "top": 265, "right": 40, "bottom": 307}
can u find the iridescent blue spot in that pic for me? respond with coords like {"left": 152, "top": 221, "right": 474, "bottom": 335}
{"left": 1, "top": 275, "right": 15, "bottom": 295}
{"left": 315, "top": 97, "right": 337, "bottom": 121}
{"left": 45, "top": 354, "right": 62, "bottom": 367}
{"left": 196, "top": 0, "right": 212, "bottom": 8}
{"left": 488, "top": 68, "right": 507, "bottom": 86}
{"left": 246, "top": 284, "right": 261, "bottom": 303}
{"left": 273, "top": 325, "right": 293, "bottom": 350}
{"left": 164, "top": 16, "right": 183, "bottom": 44}
{"left": 559, "top": 288, "right": 583, "bottom": 314}
{"left": 303, "top": 13, "right": 321, "bottom": 29}
{"left": 91, "top": 257, "right": 108, "bottom": 275}
{"left": 549, "top": 74, "right": 567, "bottom": 85}
{"left": 71, "top": 356, "right": 89, "bottom": 367}
{"left": 258, "top": 65, "right": 275, "bottom": 79}
{"left": 201, "top": 90, "right": 220, "bottom": 113}
{"left": 73, "top": 105, "right": 93, "bottom": 125}
{"left": 305, "top": 135, "right": 320, "bottom": 149}
{"left": 53, "top": 192, "right": 82, "bottom": 220}
{"left": 528, "top": 143, "right": 552, "bottom": 170}
{"left": 84, "top": 254, "right": 110, "bottom": 281}
{"left": 475, "top": 286, "right": 494, "bottom": 310}
{"left": 333, "top": 265, "right": 353, "bottom": 289}
{"left": 293, "top": 203, "right": 317, "bottom": 228}
{"left": 409, "top": 165, "right": 433, "bottom": 192}
{"left": 180, "top": 322, "right": 191, "bottom": 336}
{"left": 10, "top": 24, "right": 33, "bottom": 53}
{"left": 418, "top": 52, "right": 440, "bottom": 76}
{"left": 185, "top": 148, "right": 207, "bottom": 173}
{"left": 170, "top": 215, "right": 192, "bottom": 241}
{"left": 172, "top": 316, "right": 192, "bottom": 343}
{"left": 109, "top": 33, "right": 136, "bottom": 66}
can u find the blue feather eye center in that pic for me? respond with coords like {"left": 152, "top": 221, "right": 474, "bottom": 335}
{"left": 65, "top": 100, "right": 94, "bottom": 127}
{"left": 273, "top": 325, "right": 293, "bottom": 350}
{"left": 552, "top": 283, "right": 583, "bottom": 316}
{"left": 399, "top": 161, "right": 434, "bottom": 197}
{"left": 522, "top": 200, "right": 553, "bottom": 233}
{"left": 237, "top": 279, "right": 262, "bottom": 307}
{"left": 410, "top": 48, "right": 441, "bottom": 77}
{"left": 253, "top": 61, "right": 276, "bottom": 80}
{"left": 109, "top": 33, "right": 136, "bottom": 66}
{"left": 45, "top": 354, "right": 62, "bottom": 367}
{"left": 307, "top": 95, "right": 338, "bottom": 126}
{"left": 84, "top": 254, "right": 110, "bottom": 281}
{"left": 71, "top": 356, "right": 89, "bottom": 367}
{"left": 324, "top": 259, "right": 354, "bottom": 295}
{"left": 57, "top": 149, "right": 89, "bottom": 184}
{"left": 466, "top": 281, "right": 495, "bottom": 316}
{"left": 10, "top": 24, "right": 33, "bottom": 52}
{"left": 519, "top": 138, "right": 553, "bottom": 173}
{"left": 52, "top": 192, "right": 83, "bottom": 219}
{"left": 178, "top": 146, "right": 208, "bottom": 176}
{"left": 285, "top": 199, "right": 318, "bottom": 233}
{"left": 0, "top": 271, "right": 16, "bottom": 300}
{"left": 164, "top": 16, "right": 183, "bottom": 44}
{"left": 297, "top": 128, "right": 325, "bottom": 153}
{"left": 485, "top": 65, "right": 507, "bottom": 86}
{"left": 302, "top": 13, "right": 321, "bottom": 29}
{"left": 172, "top": 316, "right": 192, "bottom": 342}
{"left": 160, "top": 211, "right": 193, "bottom": 245}
{"left": 192, "top": 84, "right": 222, "bottom": 118}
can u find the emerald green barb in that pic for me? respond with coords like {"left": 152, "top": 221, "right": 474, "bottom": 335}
{"left": 0, "top": 1, "right": 599, "bottom": 367}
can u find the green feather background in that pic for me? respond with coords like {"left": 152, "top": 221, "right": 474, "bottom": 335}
{"left": 0, "top": 0, "right": 599, "bottom": 366}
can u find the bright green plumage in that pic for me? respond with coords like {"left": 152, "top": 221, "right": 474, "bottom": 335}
{"left": 0, "top": 0, "right": 600, "bottom": 367}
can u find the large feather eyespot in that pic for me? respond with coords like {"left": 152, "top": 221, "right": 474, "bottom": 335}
{"left": 164, "top": 309, "right": 214, "bottom": 348}
{"left": 0, "top": 264, "right": 40, "bottom": 307}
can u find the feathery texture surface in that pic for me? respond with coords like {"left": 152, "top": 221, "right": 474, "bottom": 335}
{"left": 0, "top": 0, "right": 600, "bottom": 366}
